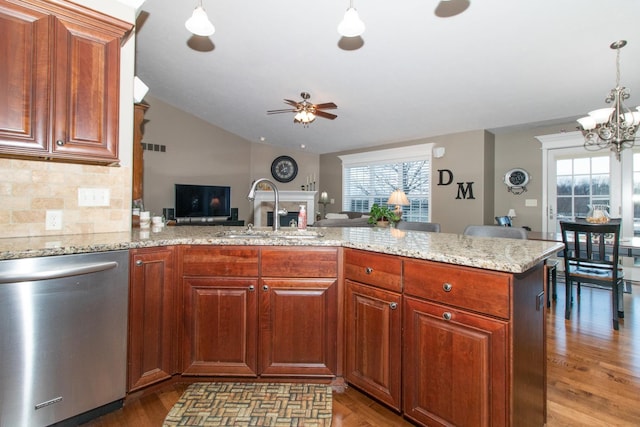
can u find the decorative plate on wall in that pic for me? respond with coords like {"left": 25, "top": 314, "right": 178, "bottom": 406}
{"left": 503, "top": 168, "right": 530, "bottom": 194}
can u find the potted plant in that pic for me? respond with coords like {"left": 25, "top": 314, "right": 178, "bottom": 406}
{"left": 368, "top": 203, "right": 400, "bottom": 227}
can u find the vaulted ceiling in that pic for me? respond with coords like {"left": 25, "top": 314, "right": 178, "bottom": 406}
{"left": 134, "top": 0, "right": 640, "bottom": 154}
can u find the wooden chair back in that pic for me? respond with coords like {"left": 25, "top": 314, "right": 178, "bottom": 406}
{"left": 559, "top": 220, "right": 624, "bottom": 329}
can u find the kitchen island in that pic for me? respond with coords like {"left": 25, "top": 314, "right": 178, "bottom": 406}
{"left": 0, "top": 226, "right": 563, "bottom": 427}
{"left": 0, "top": 225, "right": 561, "bottom": 272}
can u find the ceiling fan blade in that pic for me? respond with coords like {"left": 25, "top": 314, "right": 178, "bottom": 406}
{"left": 314, "top": 102, "right": 337, "bottom": 110}
{"left": 267, "top": 109, "right": 297, "bottom": 114}
{"left": 314, "top": 110, "right": 337, "bottom": 120}
{"left": 283, "top": 99, "right": 299, "bottom": 107}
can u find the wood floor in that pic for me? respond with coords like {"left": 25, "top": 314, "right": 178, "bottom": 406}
{"left": 83, "top": 282, "right": 640, "bottom": 427}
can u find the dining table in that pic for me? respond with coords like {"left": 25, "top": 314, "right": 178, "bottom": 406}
{"left": 527, "top": 230, "right": 640, "bottom": 306}
{"left": 527, "top": 231, "right": 640, "bottom": 257}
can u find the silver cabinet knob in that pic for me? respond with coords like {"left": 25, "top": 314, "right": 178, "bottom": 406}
{"left": 443, "top": 312, "right": 452, "bottom": 321}
{"left": 135, "top": 260, "right": 143, "bottom": 266}
{"left": 389, "top": 302, "right": 398, "bottom": 310}
{"left": 249, "top": 285, "right": 255, "bottom": 291}
{"left": 365, "top": 267, "right": 373, "bottom": 274}
{"left": 442, "top": 283, "right": 452, "bottom": 292}
{"left": 56, "top": 140, "right": 65, "bottom": 146}
{"left": 263, "top": 285, "right": 269, "bottom": 291}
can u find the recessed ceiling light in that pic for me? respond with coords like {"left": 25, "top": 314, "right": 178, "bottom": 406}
{"left": 300, "top": 144, "right": 306, "bottom": 149}
{"left": 259, "top": 136, "right": 266, "bottom": 142}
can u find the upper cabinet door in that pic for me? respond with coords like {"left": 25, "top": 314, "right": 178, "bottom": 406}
{"left": 50, "top": 13, "right": 124, "bottom": 162}
{"left": 0, "top": 0, "right": 131, "bottom": 164}
{"left": 0, "top": 1, "right": 50, "bottom": 153}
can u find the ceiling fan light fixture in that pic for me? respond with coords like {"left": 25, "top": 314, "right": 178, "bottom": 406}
{"left": 185, "top": 4, "right": 215, "bottom": 36}
{"left": 338, "top": 4, "right": 365, "bottom": 37}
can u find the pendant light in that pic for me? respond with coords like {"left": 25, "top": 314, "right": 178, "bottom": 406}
{"left": 578, "top": 40, "right": 640, "bottom": 160}
{"left": 338, "top": 0, "right": 365, "bottom": 37}
{"left": 185, "top": 0, "right": 215, "bottom": 36}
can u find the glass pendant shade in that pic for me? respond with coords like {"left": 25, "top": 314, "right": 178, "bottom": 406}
{"left": 185, "top": 6, "right": 215, "bottom": 36}
{"left": 338, "top": 7, "right": 365, "bottom": 37}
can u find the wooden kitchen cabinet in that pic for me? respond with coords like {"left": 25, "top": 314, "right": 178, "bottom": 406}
{"left": 259, "top": 247, "right": 339, "bottom": 377}
{"left": 403, "top": 296, "right": 508, "bottom": 427}
{"left": 128, "top": 246, "right": 176, "bottom": 392}
{"left": 182, "top": 276, "right": 259, "bottom": 376}
{"left": 0, "top": 0, "right": 131, "bottom": 164}
{"left": 345, "top": 280, "right": 402, "bottom": 410}
{"left": 179, "top": 246, "right": 339, "bottom": 378}
{"left": 344, "top": 249, "right": 402, "bottom": 410}
{"left": 180, "top": 246, "right": 259, "bottom": 376}
{"left": 403, "top": 258, "right": 546, "bottom": 427}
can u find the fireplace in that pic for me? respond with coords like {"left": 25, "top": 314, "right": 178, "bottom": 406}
{"left": 267, "top": 211, "right": 299, "bottom": 227}
{"left": 251, "top": 191, "right": 317, "bottom": 227}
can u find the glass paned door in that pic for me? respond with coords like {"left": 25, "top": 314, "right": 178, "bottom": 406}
{"left": 546, "top": 147, "right": 618, "bottom": 234}
{"left": 633, "top": 152, "right": 640, "bottom": 236}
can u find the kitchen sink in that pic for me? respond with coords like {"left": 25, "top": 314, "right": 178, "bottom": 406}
{"left": 220, "top": 232, "right": 273, "bottom": 239}
{"left": 218, "top": 230, "right": 323, "bottom": 240}
{"left": 276, "top": 233, "right": 323, "bottom": 239}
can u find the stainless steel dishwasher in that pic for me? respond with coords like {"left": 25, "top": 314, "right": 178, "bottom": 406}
{"left": 0, "top": 250, "right": 129, "bottom": 427}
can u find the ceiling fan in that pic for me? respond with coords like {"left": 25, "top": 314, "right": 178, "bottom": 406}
{"left": 267, "top": 92, "right": 338, "bottom": 126}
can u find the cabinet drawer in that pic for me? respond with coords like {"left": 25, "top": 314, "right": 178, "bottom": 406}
{"left": 404, "top": 259, "right": 511, "bottom": 319}
{"left": 181, "top": 246, "right": 259, "bottom": 276}
{"left": 261, "top": 247, "right": 338, "bottom": 278}
{"left": 345, "top": 249, "right": 402, "bottom": 292}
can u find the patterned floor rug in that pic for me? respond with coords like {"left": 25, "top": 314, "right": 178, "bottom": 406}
{"left": 163, "top": 382, "right": 333, "bottom": 427}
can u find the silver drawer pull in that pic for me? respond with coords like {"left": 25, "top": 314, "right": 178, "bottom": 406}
{"left": 442, "top": 283, "right": 452, "bottom": 292}
{"left": 443, "top": 312, "right": 452, "bottom": 321}
{"left": 249, "top": 285, "right": 255, "bottom": 291}
{"left": 136, "top": 260, "right": 143, "bottom": 266}
{"left": 389, "top": 302, "right": 398, "bottom": 310}
{"left": 263, "top": 285, "right": 269, "bottom": 291}
{"left": 365, "top": 267, "right": 373, "bottom": 274}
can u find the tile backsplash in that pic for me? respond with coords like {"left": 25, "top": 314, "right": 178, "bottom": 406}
{"left": 0, "top": 159, "right": 131, "bottom": 238}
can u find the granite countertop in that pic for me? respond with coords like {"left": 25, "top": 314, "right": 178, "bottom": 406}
{"left": 0, "top": 226, "right": 564, "bottom": 274}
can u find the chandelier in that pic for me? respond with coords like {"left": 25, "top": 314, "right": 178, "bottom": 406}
{"left": 578, "top": 40, "right": 640, "bottom": 161}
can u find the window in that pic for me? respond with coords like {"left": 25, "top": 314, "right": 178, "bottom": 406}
{"left": 556, "top": 155, "right": 610, "bottom": 221}
{"left": 633, "top": 152, "right": 640, "bottom": 236}
{"left": 339, "top": 144, "right": 433, "bottom": 222}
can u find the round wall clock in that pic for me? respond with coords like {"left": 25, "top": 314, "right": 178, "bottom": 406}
{"left": 503, "top": 168, "right": 530, "bottom": 194}
{"left": 271, "top": 155, "right": 298, "bottom": 183}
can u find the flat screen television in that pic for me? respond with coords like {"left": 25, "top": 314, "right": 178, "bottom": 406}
{"left": 175, "top": 184, "right": 231, "bottom": 223}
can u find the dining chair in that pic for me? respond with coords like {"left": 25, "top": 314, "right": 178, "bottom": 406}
{"left": 463, "top": 225, "right": 527, "bottom": 239}
{"left": 495, "top": 216, "right": 512, "bottom": 227}
{"left": 559, "top": 220, "right": 624, "bottom": 330}
{"left": 395, "top": 221, "right": 441, "bottom": 232}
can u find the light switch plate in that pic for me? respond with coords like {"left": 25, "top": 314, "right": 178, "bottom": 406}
{"left": 525, "top": 199, "right": 538, "bottom": 207}
{"left": 78, "top": 188, "right": 110, "bottom": 207}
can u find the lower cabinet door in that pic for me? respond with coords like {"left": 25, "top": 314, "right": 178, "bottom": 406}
{"left": 403, "top": 296, "right": 508, "bottom": 427}
{"left": 345, "top": 280, "right": 402, "bottom": 410}
{"left": 128, "top": 247, "right": 175, "bottom": 391}
{"left": 182, "top": 277, "right": 258, "bottom": 376}
{"left": 259, "top": 278, "right": 338, "bottom": 377}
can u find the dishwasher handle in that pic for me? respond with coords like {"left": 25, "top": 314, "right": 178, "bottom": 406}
{"left": 0, "top": 261, "right": 118, "bottom": 284}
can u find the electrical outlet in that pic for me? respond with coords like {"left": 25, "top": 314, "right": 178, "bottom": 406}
{"left": 46, "top": 210, "right": 63, "bottom": 231}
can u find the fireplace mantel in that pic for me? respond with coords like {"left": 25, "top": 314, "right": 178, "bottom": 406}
{"left": 252, "top": 191, "right": 317, "bottom": 227}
